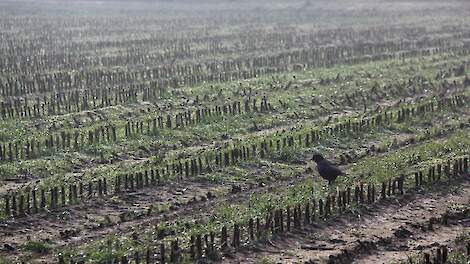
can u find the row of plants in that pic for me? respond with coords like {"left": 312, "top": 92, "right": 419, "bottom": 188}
{"left": 59, "top": 130, "right": 470, "bottom": 263}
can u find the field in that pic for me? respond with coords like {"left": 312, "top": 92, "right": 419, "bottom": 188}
{"left": 0, "top": 0, "right": 469, "bottom": 263}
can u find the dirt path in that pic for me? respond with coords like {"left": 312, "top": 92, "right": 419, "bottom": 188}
{"left": 227, "top": 176, "right": 470, "bottom": 264}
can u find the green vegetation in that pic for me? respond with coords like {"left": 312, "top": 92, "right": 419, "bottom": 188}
{"left": 21, "top": 241, "right": 51, "bottom": 254}
{"left": 347, "top": 131, "right": 470, "bottom": 185}
{"left": 256, "top": 256, "right": 276, "bottom": 264}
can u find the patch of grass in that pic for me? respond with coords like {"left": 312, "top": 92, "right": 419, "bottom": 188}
{"left": 61, "top": 234, "right": 137, "bottom": 263}
{"left": 454, "top": 231, "right": 470, "bottom": 244}
{"left": 21, "top": 241, "right": 51, "bottom": 254}
{"left": 346, "top": 131, "right": 470, "bottom": 185}
{"left": 255, "top": 256, "right": 276, "bottom": 264}
{"left": 447, "top": 252, "right": 468, "bottom": 264}
{"left": 270, "top": 146, "right": 305, "bottom": 164}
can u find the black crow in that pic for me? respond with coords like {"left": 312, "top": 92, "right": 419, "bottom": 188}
{"left": 311, "top": 154, "right": 344, "bottom": 185}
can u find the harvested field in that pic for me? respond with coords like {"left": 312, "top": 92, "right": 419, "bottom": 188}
{"left": 0, "top": 0, "right": 469, "bottom": 263}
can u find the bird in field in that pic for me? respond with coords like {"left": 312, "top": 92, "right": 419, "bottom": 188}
{"left": 311, "top": 154, "right": 344, "bottom": 185}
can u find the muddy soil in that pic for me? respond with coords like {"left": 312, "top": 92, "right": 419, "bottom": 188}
{"left": 227, "top": 176, "right": 470, "bottom": 264}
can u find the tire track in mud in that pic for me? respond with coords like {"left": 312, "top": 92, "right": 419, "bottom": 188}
{"left": 226, "top": 176, "right": 470, "bottom": 264}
